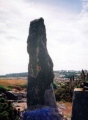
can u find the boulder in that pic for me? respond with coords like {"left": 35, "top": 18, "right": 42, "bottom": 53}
{"left": 6, "top": 91, "right": 18, "bottom": 100}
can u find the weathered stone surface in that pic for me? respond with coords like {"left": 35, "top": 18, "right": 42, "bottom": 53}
{"left": 5, "top": 91, "right": 27, "bottom": 100}
{"left": 71, "top": 89, "right": 88, "bottom": 120}
{"left": 27, "top": 18, "right": 56, "bottom": 109}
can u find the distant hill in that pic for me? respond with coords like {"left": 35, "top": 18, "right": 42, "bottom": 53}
{"left": 0, "top": 70, "right": 83, "bottom": 78}
{"left": 0, "top": 72, "right": 28, "bottom": 78}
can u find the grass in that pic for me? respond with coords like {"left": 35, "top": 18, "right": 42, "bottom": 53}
{"left": 0, "top": 79, "right": 27, "bottom": 87}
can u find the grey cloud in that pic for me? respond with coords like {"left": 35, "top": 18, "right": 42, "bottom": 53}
{"left": 6, "top": 36, "right": 18, "bottom": 40}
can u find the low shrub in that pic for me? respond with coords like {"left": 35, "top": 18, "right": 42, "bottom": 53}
{"left": 0, "top": 97, "right": 20, "bottom": 120}
{"left": 55, "top": 82, "right": 72, "bottom": 102}
{"left": 0, "top": 85, "right": 7, "bottom": 93}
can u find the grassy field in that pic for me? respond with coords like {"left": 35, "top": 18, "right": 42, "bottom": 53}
{"left": 0, "top": 79, "right": 27, "bottom": 87}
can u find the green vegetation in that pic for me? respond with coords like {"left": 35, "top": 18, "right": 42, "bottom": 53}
{"left": 8, "top": 84, "right": 27, "bottom": 91}
{"left": 0, "top": 85, "right": 8, "bottom": 93}
{"left": 20, "top": 84, "right": 27, "bottom": 88}
{"left": 55, "top": 82, "right": 72, "bottom": 102}
{"left": 64, "top": 72, "right": 78, "bottom": 78}
{"left": 0, "top": 98, "right": 20, "bottom": 120}
{"left": 53, "top": 81, "right": 59, "bottom": 89}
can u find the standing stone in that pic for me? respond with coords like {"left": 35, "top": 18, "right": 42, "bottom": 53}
{"left": 71, "top": 88, "right": 88, "bottom": 120}
{"left": 80, "top": 69, "right": 85, "bottom": 82}
{"left": 69, "top": 76, "right": 74, "bottom": 97}
{"left": 27, "top": 18, "right": 56, "bottom": 110}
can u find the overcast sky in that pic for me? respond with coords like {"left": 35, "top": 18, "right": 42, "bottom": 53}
{"left": 0, "top": 0, "right": 88, "bottom": 75}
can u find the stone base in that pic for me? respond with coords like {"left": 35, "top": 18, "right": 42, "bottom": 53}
{"left": 23, "top": 107, "right": 63, "bottom": 120}
{"left": 71, "top": 88, "right": 88, "bottom": 120}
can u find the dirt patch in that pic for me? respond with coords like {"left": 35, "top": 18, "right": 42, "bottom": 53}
{"left": 57, "top": 102, "right": 72, "bottom": 119}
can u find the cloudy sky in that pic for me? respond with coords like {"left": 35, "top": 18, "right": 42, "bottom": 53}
{"left": 0, "top": 0, "right": 88, "bottom": 75}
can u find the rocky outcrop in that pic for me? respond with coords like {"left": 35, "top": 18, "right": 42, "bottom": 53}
{"left": 6, "top": 91, "right": 18, "bottom": 100}
{"left": 5, "top": 91, "right": 27, "bottom": 100}
{"left": 27, "top": 18, "right": 56, "bottom": 109}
